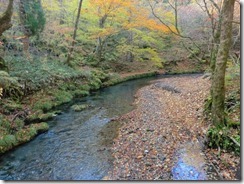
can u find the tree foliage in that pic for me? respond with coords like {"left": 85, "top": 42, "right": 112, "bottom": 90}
{"left": 19, "top": 0, "right": 46, "bottom": 37}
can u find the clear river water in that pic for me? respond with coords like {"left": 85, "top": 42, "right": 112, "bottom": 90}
{"left": 0, "top": 76, "right": 159, "bottom": 180}
{"left": 0, "top": 74, "right": 212, "bottom": 181}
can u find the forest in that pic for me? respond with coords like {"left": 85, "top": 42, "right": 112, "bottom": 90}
{"left": 0, "top": 0, "right": 241, "bottom": 181}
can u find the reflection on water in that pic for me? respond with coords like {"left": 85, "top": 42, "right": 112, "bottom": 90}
{"left": 172, "top": 158, "right": 206, "bottom": 180}
{"left": 171, "top": 143, "right": 207, "bottom": 180}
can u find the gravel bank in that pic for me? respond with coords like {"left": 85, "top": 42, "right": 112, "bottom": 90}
{"left": 106, "top": 74, "right": 212, "bottom": 180}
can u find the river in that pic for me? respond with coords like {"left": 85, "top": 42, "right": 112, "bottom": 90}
{"left": 0, "top": 76, "right": 160, "bottom": 180}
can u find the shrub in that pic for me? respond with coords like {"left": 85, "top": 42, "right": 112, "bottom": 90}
{"left": 207, "top": 125, "right": 240, "bottom": 155}
{"left": 0, "top": 71, "right": 23, "bottom": 99}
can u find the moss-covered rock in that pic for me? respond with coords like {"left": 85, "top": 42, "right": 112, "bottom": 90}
{"left": 26, "top": 110, "right": 43, "bottom": 122}
{"left": 27, "top": 111, "right": 48, "bottom": 122}
{"left": 89, "top": 78, "right": 102, "bottom": 90}
{"left": 32, "top": 89, "right": 73, "bottom": 112}
{"left": 80, "top": 84, "right": 91, "bottom": 91}
{"left": 37, "top": 113, "right": 54, "bottom": 121}
{"left": 0, "top": 122, "right": 49, "bottom": 154}
{"left": 53, "top": 90, "right": 73, "bottom": 105}
{"left": 33, "top": 99, "right": 53, "bottom": 112}
{"left": 91, "top": 69, "right": 110, "bottom": 82}
{"left": 15, "top": 122, "right": 49, "bottom": 144}
{"left": 71, "top": 90, "right": 89, "bottom": 97}
{"left": 102, "top": 71, "right": 158, "bottom": 87}
{"left": 71, "top": 104, "right": 89, "bottom": 112}
{"left": 0, "top": 134, "right": 17, "bottom": 154}
{"left": 0, "top": 135, "right": 17, "bottom": 147}
{"left": 26, "top": 110, "right": 59, "bottom": 123}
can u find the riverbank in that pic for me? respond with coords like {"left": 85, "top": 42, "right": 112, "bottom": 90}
{"left": 105, "top": 74, "right": 240, "bottom": 180}
{"left": 0, "top": 69, "right": 158, "bottom": 155}
{"left": 0, "top": 75, "right": 164, "bottom": 180}
{"left": 0, "top": 54, "right": 208, "bottom": 155}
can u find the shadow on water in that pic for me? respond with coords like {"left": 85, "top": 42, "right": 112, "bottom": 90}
{"left": 0, "top": 76, "right": 162, "bottom": 180}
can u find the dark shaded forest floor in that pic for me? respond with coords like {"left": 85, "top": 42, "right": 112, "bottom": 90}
{"left": 105, "top": 74, "right": 240, "bottom": 180}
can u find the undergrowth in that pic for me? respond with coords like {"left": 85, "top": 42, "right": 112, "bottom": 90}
{"left": 207, "top": 125, "right": 240, "bottom": 156}
{"left": 205, "top": 61, "right": 240, "bottom": 156}
{"left": 5, "top": 56, "right": 88, "bottom": 96}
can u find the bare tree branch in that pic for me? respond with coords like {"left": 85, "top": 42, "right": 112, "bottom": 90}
{"left": 209, "top": 0, "right": 221, "bottom": 13}
{"left": 180, "top": 41, "right": 203, "bottom": 62}
{"left": 147, "top": 0, "right": 201, "bottom": 50}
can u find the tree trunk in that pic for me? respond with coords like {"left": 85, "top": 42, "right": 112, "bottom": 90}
{"left": 126, "top": 51, "right": 134, "bottom": 62}
{"left": 95, "top": 37, "right": 103, "bottom": 63}
{"left": 66, "top": 0, "right": 83, "bottom": 67}
{"left": 210, "top": 28, "right": 221, "bottom": 73}
{"left": 0, "top": 0, "right": 14, "bottom": 36}
{"left": 210, "top": 10, "right": 222, "bottom": 74}
{"left": 0, "top": 0, "right": 14, "bottom": 72}
{"left": 95, "top": 14, "right": 107, "bottom": 63}
{"left": 22, "top": 36, "right": 30, "bottom": 58}
{"left": 19, "top": 0, "right": 31, "bottom": 57}
{"left": 126, "top": 31, "right": 134, "bottom": 62}
{"left": 211, "top": 0, "right": 235, "bottom": 126}
{"left": 209, "top": 21, "right": 221, "bottom": 102}
{"left": 58, "top": 0, "right": 66, "bottom": 25}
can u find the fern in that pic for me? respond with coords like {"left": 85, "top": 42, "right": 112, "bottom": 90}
{"left": 0, "top": 71, "right": 23, "bottom": 99}
{"left": 0, "top": 71, "right": 19, "bottom": 88}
